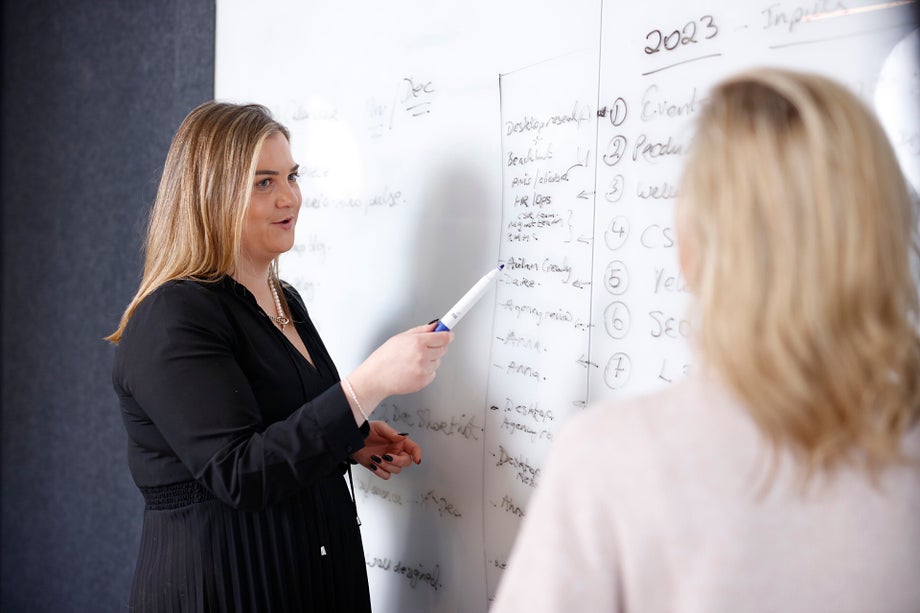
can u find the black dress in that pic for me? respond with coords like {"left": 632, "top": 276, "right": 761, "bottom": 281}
{"left": 112, "top": 276, "right": 372, "bottom": 612}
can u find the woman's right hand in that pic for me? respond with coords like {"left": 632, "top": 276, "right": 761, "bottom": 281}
{"left": 344, "top": 323, "right": 454, "bottom": 418}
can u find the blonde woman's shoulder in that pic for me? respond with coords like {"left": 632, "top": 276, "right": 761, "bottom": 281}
{"left": 554, "top": 371, "right": 761, "bottom": 478}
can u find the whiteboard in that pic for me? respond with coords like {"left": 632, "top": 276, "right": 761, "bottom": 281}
{"left": 215, "top": 1, "right": 918, "bottom": 610}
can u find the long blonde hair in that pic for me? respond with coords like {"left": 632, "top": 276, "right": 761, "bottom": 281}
{"left": 108, "top": 102, "right": 290, "bottom": 343}
{"left": 679, "top": 67, "right": 920, "bottom": 474}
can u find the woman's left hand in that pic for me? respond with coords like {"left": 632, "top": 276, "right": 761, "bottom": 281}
{"left": 351, "top": 420, "right": 422, "bottom": 480}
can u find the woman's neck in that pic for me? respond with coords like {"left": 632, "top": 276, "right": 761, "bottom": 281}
{"left": 230, "top": 260, "right": 273, "bottom": 297}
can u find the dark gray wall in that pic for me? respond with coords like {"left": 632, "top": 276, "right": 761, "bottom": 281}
{"left": 1, "top": 1, "right": 214, "bottom": 610}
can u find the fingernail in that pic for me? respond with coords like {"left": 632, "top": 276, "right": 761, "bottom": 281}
{"left": 398, "top": 432, "right": 409, "bottom": 436}
{"left": 369, "top": 464, "right": 378, "bottom": 471}
{"left": 370, "top": 455, "right": 382, "bottom": 463}
{"left": 382, "top": 454, "right": 393, "bottom": 462}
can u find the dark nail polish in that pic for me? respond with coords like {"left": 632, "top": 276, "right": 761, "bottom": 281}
{"left": 369, "top": 464, "right": 378, "bottom": 471}
{"left": 382, "top": 454, "right": 393, "bottom": 462}
{"left": 370, "top": 455, "right": 382, "bottom": 463}
{"left": 398, "top": 432, "right": 409, "bottom": 436}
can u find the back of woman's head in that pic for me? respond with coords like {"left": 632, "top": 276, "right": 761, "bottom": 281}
{"left": 679, "top": 67, "right": 920, "bottom": 475}
{"left": 108, "top": 102, "right": 290, "bottom": 342}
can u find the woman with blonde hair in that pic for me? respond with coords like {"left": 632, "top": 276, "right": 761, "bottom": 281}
{"left": 109, "top": 102, "right": 453, "bottom": 611}
{"left": 492, "top": 68, "right": 920, "bottom": 612}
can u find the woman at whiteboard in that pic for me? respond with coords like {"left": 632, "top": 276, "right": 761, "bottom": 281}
{"left": 492, "top": 68, "right": 920, "bottom": 613}
{"left": 108, "top": 102, "right": 453, "bottom": 611}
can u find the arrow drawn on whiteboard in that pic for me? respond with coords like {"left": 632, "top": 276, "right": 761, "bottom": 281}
{"left": 572, "top": 400, "right": 587, "bottom": 408}
{"left": 565, "top": 148, "right": 591, "bottom": 174}
{"left": 572, "top": 279, "right": 592, "bottom": 289}
{"left": 576, "top": 235, "right": 593, "bottom": 245}
{"left": 576, "top": 190, "right": 595, "bottom": 199}
{"left": 576, "top": 355, "right": 599, "bottom": 368}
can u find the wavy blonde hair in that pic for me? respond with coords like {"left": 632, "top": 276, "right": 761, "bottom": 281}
{"left": 108, "top": 102, "right": 290, "bottom": 343}
{"left": 679, "top": 67, "right": 920, "bottom": 474}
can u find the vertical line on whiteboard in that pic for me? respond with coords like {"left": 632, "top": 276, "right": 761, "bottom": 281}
{"left": 480, "top": 71, "right": 509, "bottom": 603}
{"left": 585, "top": 0, "right": 606, "bottom": 409}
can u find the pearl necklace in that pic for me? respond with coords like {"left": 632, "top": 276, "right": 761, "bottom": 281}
{"left": 268, "top": 278, "right": 291, "bottom": 330}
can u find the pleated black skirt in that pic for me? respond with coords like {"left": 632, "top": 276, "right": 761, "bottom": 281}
{"left": 129, "top": 476, "right": 371, "bottom": 612}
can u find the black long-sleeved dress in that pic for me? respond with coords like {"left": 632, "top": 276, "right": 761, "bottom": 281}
{"left": 113, "top": 276, "right": 372, "bottom": 612}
